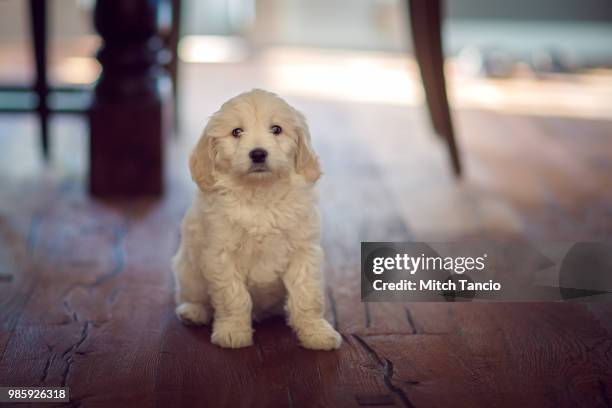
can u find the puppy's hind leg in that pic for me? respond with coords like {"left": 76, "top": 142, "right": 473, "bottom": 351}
{"left": 172, "top": 248, "right": 212, "bottom": 326}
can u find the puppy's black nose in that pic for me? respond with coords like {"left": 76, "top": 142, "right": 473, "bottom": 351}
{"left": 249, "top": 148, "right": 268, "bottom": 163}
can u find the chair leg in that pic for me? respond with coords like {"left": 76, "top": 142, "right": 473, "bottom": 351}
{"left": 168, "top": 0, "right": 182, "bottom": 133}
{"left": 407, "top": 0, "right": 461, "bottom": 176}
{"left": 30, "top": 0, "right": 50, "bottom": 160}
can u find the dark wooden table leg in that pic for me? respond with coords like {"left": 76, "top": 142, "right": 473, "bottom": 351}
{"left": 168, "top": 0, "right": 181, "bottom": 132}
{"left": 30, "top": 0, "right": 50, "bottom": 161}
{"left": 407, "top": 0, "right": 462, "bottom": 176}
{"left": 89, "top": 0, "right": 173, "bottom": 197}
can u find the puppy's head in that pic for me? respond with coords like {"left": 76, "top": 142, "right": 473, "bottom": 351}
{"left": 190, "top": 89, "right": 321, "bottom": 191}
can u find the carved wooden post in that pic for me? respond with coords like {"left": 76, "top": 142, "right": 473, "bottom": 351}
{"left": 90, "top": 0, "right": 172, "bottom": 196}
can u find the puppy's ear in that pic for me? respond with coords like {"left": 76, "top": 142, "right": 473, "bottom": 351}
{"left": 189, "top": 131, "right": 216, "bottom": 191}
{"left": 294, "top": 110, "right": 322, "bottom": 183}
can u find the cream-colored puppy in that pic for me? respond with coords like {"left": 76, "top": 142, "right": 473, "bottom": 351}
{"left": 172, "top": 89, "right": 341, "bottom": 350}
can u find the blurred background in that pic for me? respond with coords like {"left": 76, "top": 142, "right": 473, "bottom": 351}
{"left": 1, "top": 0, "right": 612, "bottom": 108}
{"left": 0, "top": 0, "right": 611, "bottom": 241}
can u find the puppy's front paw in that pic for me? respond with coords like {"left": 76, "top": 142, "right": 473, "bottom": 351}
{"left": 176, "top": 302, "right": 211, "bottom": 326}
{"left": 296, "top": 319, "right": 342, "bottom": 350}
{"left": 211, "top": 321, "right": 253, "bottom": 348}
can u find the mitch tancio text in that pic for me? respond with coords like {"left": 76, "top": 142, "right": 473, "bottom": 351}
{"left": 372, "top": 279, "right": 502, "bottom": 292}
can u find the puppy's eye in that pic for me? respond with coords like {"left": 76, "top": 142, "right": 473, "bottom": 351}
{"left": 271, "top": 125, "right": 282, "bottom": 135}
{"left": 231, "top": 128, "right": 243, "bottom": 138}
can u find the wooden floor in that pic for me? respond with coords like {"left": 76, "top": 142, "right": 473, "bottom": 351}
{"left": 1, "top": 60, "right": 612, "bottom": 407}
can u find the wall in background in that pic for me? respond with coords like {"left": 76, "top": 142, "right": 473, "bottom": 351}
{"left": 447, "top": 0, "right": 612, "bottom": 21}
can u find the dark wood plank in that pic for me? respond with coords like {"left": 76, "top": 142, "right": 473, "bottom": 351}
{"left": 0, "top": 179, "right": 70, "bottom": 363}
{"left": 155, "top": 317, "right": 404, "bottom": 407}
{"left": 0, "top": 190, "right": 175, "bottom": 407}
{"left": 358, "top": 303, "right": 612, "bottom": 407}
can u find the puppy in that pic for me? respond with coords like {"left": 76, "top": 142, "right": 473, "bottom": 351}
{"left": 172, "top": 89, "right": 341, "bottom": 350}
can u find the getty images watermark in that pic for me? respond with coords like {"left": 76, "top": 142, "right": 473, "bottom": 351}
{"left": 361, "top": 242, "right": 612, "bottom": 302}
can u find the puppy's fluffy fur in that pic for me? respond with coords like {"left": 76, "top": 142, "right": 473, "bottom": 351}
{"left": 172, "top": 89, "right": 341, "bottom": 350}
